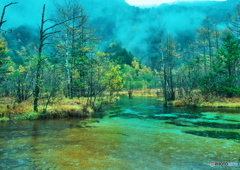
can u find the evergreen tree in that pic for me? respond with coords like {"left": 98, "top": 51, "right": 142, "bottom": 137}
{"left": 201, "top": 32, "right": 240, "bottom": 97}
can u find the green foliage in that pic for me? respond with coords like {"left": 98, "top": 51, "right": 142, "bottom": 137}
{"left": 122, "top": 58, "right": 156, "bottom": 91}
{"left": 200, "top": 32, "right": 240, "bottom": 97}
{"left": 214, "top": 33, "right": 240, "bottom": 75}
{"left": 122, "top": 64, "right": 136, "bottom": 90}
{"left": 0, "top": 35, "right": 10, "bottom": 82}
{"left": 6, "top": 47, "right": 34, "bottom": 103}
{"left": 106, "top": 42, "right": 134, "bottom": 66}
{"left": 102, "top": 64, "right": 123, "bottom": 95}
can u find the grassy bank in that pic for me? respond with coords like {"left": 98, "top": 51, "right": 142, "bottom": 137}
{"left": 196, "top": 98, "right": 240, "bottom": 108}
{"left": 118, "top": 88, "right": 240, "bottom": 108}
{"left": 172, "top": 93, "right": 240, "bottom": 108}
{"left": 0, "top": 96, "right": 120, "bottom": 122}
{"left": 119, "top": 89, "right": 162, "bottom": 97}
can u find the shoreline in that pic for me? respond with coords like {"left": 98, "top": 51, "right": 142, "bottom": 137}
{"left": 172, "top": 96, "right": 240, "bottom": 108}
{"left": 170, "top": 102, "right": 240, "bottom": 108}
{"left": 2, "top": 92, "right": 240, "bottom": 122}
{"left": 0, "top": 96, "right": 120, "bottom": 122}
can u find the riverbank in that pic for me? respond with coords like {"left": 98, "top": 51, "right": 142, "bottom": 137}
{"left": 119, "top": 89, "right": 240, "bottom": 108}
{"left": 119, "top": 89, "right": 162, "bottom": 98}
{"left": 0, "top": 96, "right": 120, "bottom": 122}
{"left": 172, "top": 94, "right": 240, "bottom": 108}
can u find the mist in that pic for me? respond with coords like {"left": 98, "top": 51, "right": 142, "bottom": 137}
{"left": 0, "top": 0, "right": 239, "bottom": 60}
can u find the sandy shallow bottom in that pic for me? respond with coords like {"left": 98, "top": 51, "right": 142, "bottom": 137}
{"left": 0, "top": 117, "right": 239, "bottom": 170}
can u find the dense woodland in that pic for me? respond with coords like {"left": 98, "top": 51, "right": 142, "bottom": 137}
{"left": 0, "top": 0, "right": 240, "bottom": 116}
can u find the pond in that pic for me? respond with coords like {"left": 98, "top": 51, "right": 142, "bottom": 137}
{"left": 0, "top": 96, "right": 240, "bottom": 169}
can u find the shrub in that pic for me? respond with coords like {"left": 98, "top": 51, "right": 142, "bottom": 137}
{"left": 0, "top": 117, "right": 10, "bottom": 122}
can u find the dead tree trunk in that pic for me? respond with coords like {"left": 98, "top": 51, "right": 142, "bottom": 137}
{"left": 0, "top": 2, "right": 18, "bottom": 29}
{"left": 34, "top": 4, "right": 73, "bottom": 112}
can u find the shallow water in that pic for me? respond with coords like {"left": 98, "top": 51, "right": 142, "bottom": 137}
{"left": 0, "top": 96, "right": 240, "bottom": 169}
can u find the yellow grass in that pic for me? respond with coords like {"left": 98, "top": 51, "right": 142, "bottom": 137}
{"left": 200, "top": 98, "right": 240, "bottom": 108}
{"left": 0, "top": 97, "right": 95, "bottom": 121}
{"left": 173, "top": 94, "right": 240, "bottom": 108}
{"left": 0, "top": 95, "right": 121, "bottom": 122}
{"left": 119, "top": 89, "right": 162, "bottom": 97}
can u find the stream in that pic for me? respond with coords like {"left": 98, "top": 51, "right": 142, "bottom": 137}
{"left": 0, "top": 96, "right": 240, "bottom": 169}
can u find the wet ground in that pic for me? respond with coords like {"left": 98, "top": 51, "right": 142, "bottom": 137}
{"left": 0, "top": 96, "right": 240, "bottom": 169}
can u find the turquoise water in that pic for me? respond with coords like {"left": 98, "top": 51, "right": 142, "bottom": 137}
{"left": 0, "top": 96, "right": 240, "bottom": 169}
{"left": 104, "top": 97, "right": 240, "bottom": 142}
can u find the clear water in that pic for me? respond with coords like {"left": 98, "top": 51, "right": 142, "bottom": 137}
{"left": 0, "top": 96, "right": 240, "bottom": 169}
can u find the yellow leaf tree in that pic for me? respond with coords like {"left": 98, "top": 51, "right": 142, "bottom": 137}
{"left": 102, "top": 64, "right": 123, "bottom": 97}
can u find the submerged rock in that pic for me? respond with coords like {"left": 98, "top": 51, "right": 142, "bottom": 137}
{"left": 76, "top": 118, "right": 100, "bottom": 128}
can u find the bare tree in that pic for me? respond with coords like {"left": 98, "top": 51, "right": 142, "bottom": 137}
{"left": 227, "top": 3, "right": 240, "bottom": 36}
{"left": 34, "top": 4, "right": 72, "bottom": 112}
{"left": 196, "top": 16, "right": 217, "bottom": 69}
{"left": 0, "top": 2, "right": 18, "bottom": 30}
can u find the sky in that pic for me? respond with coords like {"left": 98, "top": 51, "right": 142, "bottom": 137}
{"left": 125, "top": 0, "right": 226, "bottom": 6}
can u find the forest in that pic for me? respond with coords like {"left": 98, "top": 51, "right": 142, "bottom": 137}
{"left": 0, "top": 0, "right": 240, "bottom": 121}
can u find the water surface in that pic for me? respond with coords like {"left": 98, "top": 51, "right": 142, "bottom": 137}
{"left": 0, "top": 96, "right": 240, "bottom": 169}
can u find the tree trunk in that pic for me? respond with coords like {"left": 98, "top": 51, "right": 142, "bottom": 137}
{"left": 34, "top": 61, "right": 42, "bottom": 112}
{"left": 163, "top": 66, "right": 168, "bottom": 107}
{"left": 33, "top": 5, "right": 45, "bottom": 112}
{"left": 169, "top": 67, "right": 175, "bottom": 100}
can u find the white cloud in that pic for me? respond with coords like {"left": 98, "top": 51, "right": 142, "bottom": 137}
{"left": 125, "top": 0, "right": 226, "bottom": 6}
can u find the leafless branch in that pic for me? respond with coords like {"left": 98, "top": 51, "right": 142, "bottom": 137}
{"left": 43, "top": 17, "right": 80, "bottom": 34}
{"left": 0, "top": 2, "right": 18, "bottom": 29}
{"left": 226, "top": 5, "right": 240, "bottom": 36}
